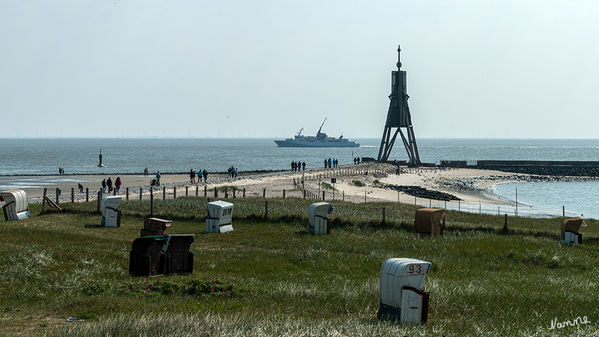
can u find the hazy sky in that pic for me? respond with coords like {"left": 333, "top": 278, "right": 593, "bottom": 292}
{"left": 1, "top": 1, "right": 598, "bottom": 138}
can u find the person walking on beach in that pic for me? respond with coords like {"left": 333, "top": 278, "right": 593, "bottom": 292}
{"left": 156, "top": 171, "right": 161, "bottom": 185}
{"left": 106, "top": 177, "right": 113, "bottom": 193}
{"left": 78, "top": 183, "right": 84, "bottom": 193}
{"left": 189, "top": 169, "right": 195, "bottom": 184}
{"left": 328, "top": 158, "right": 332, "bottom": 169}
{"left": 198, "top": 170, "right": 202, "bottom": 184}
{"left": 115, "top": 177, "right": 122, "bottom": 193}
{"left": 203, "top": 169, "right": 208, "bottom": 183}
{"left": 101, "top": 179, "right": 106, "bottom": 193}
{"left": 302, "top": 161, "right": 306, "bottom": 171}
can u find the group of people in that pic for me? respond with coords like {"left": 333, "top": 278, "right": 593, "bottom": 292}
{"left": 291, "top": 161, "right": 306, "bottom": 172}
{"left": 353, "top": 157, "right": 361, "bottom": 165}
{"left": 227, "top": 166, "right": 238, "bottom": 179}
{"left": 189, "top": 169, "right": 210, "bottom": 183}
{"left": 101, "top": 177, "right": 122, "bottom": 194}
{"left": 58, "top": 167, "right": 65, "bottom": 175}
{"left": 324, "top": 158, "right": 339, "bottom": 169}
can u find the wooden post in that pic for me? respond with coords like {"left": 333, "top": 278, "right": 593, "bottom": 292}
{"left": 86, "top": 188, "right": 89, "bottom": 202}
{"left": 265, "top": 201, "right": 268, "bottom": 219}
{"left": 458, "top": 200, "right": 461, "bottom": 211}
{"left": 97, "top": 191, "right": 101, "bottom": 212}
{"left": 214, "top": 187, "right": 218, "bottom": 198}
{"left": 263, "top": 188, "right": 266, "bottom": 198}
{"left": 382, "top": 207, "right": 386, "bottom": 224}
{"left": 173, "top": 186, "right": 177, "bottom": 199}
{"left": 243, "top": 188, "right": 246, "bottom": 198}
{"left": 56, "top": 188, "right": 60, "bottom": 204}
{"left": 71, "top": 188, "right": 74, "bottom": 203}
{"left": 343, "top": 190, "right": 345, "bottom": 201}
{"left": 364, "top": 191, "right": 367, "bottom": 203}
{"left": 113, "top": 188, "right": 116, "bottom": 196}
{"left": 283, "top": 189, "right": 286, "bottom": 198}
{"left": 125, "top": 187, "right": 129, "bottom": 200}
{"left": 163, "top": 187, "right": 166, "bottom": 200}
{"left": 204, "top": 185, "right": 207, "bottom": 197}
{"left": 150, "top": 188, "right": 154, "bottom": 216}
{"left": 322, "top": 190, "right": 325, "bottom": 200}
{"left": 503, "top": 214, "right": 508, "bottom": 232}
{"left": 196, "top": 185, "right": 199, "bottom": 196}
{"left": 233, "top": 189, "right": 236, "bottom": 198}
{"left": 479, "top": 203, "right": 482, "bottom": 214}
{"left": 41, "top": 188, "right": 47, "bottom": 214}
{"left": 225, "top": 188, "right": 228, "bottom": 199}
{"left": 185, "top": 186, "right": 189, "bottom": 196}
{"left": 303, "top": 189, "right": 306, "bottom": 199}
{"left": 139, "top": 187, "right": 142, "bottom": 200}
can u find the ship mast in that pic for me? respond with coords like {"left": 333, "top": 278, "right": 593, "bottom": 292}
{"left": 317, "top": 118, "right": 327, "bottom": 135}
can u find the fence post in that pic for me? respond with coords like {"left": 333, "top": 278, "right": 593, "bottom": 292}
{"left": 163, "top": 187, "right": 166, "bottom": 200}
{"left": 382, "top": 207, "right": 386, "bottom": 224}
{"left": 71, "top": 188, "right": 74, "bottom": 203}
{"left": 86, "top": 188, "right": 89, "bottom": 202}
{"left": 264, "top": 201, "right": 268, "bottom": 219}
{"left": 503, "top": 214, "right": 508, "bottom": 232}
{"left": 173, "top": 186, "right": 177, "bottom": 199}
{"left": 322, "top": 190, "right": 325, "bottom": 200}
{"left": 56, "top": 188, "right": 60, "bottom": 204}
{"left": 233, "top": 189, "right": 236, "bottom": 198}
{"left": 185, "top": 186, "right": 189, "bottom": 196}
{"left": 97, "top": 191, "right": 101, "bottom": 212}
{"left": 343, "top": 190, "right": 345, "bottom": 201}
{"left": 263, "top": 188, "right": 266, "bottom": 198}
{"left": 214, "top": 187, "right": 218, "bottom": 198}
{"left": 204, "top": 186, "right": 207, "bottom": 197}
{"left": 125, "top": 187, "right": 129, "bottom": 200}
{"left": 283, "top": 189, "right": 286, "bottom": 198}
{"left": 113, "top": 188, "right": 116, "bottom": 196}
{"left": 150, "top": 188, "right": 154, "bottom": 217}
{"left": 139, "top": 187, "right": 142, "bottom": 200}
{"left": 303, "top": 190, "right": 306, "bottom": 199}
{"left": 225, "top": 188, "right": 228, "bottom": 199}
{"left": 243, "top": 188, "right": 246, "bottom": 198}
{"left": 196, "top": 185, "right": 199, "bottom": 196}
{"left": 365, "top": 191, "right": 367, "bottom": 203}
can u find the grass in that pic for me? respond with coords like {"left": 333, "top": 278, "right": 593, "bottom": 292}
{"left": 351, "top": 180, "right": 365, "bottom": 187}
{"left": 1, "top": 197, "right": 599, "bottom": 336}
{"left": 320, "top": 182, "right": 337, "bottom": 191}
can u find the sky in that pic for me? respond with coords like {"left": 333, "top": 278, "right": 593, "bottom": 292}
{"left": 1, "top": 0, "right": 598, "bottom": 138}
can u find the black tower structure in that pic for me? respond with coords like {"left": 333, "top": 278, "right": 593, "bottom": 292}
{"left": 377, "top": 45, "right": 421, "bottom": 165}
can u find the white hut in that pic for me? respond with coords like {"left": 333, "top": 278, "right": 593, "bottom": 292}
{"left": 378, "top": 258, "right": 432, "bottom": 324}
{"left": 101, "top": 196, "right": 122, "bottom": 227}
{"left": 308, "top": 202, "right": 333, "bottom": 235}
{"left": 206, "top": 200, "right": 234, "bottom": 233}
{"left": 0, "top": 190, "right": 30, "bottom": 221}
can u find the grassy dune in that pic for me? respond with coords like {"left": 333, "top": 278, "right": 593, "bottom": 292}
{"left": 1, "top": 197, "right": 598, "bottom": 336}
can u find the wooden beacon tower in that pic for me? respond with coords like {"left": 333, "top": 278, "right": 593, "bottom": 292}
{"left": 377, "top": 45, "right": 421, "bottom": 165}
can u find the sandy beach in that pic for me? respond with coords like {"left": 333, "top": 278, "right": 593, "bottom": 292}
{"left": 1, "top": 164, "right": 530, "bottom": 213}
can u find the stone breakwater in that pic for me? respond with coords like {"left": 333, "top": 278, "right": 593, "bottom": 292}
{"left": 384, "top": 184, "right": 461, "bottom": 201}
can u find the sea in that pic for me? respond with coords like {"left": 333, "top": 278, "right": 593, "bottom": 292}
{"left": 1, "top": 138, "right": 599, "bottom": 218}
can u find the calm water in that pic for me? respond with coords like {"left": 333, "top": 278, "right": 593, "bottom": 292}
{"left": 1, "top": 138, "right": 599, "bottom": 218}
{"left": 494, "top": 181, "right": 599, "bottom": 219}
{"left": 2, "top": 138, "right": 599, "bottom": 175}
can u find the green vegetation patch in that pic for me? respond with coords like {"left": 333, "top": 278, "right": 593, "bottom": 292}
{"left": 351, "top": 180, "right": 365, "bottom": 187}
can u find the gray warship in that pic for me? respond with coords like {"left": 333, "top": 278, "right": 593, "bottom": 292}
{"left": 274, "top": 118, "right": 360, "bottom": 148}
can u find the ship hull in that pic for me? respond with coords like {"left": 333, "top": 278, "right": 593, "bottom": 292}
{"left": 274, "top": 140, "right": 359, "bottom": 148}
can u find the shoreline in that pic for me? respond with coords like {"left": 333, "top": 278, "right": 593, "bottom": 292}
{"left": 1, "top": 164, "right": 596, "bottom": 219}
